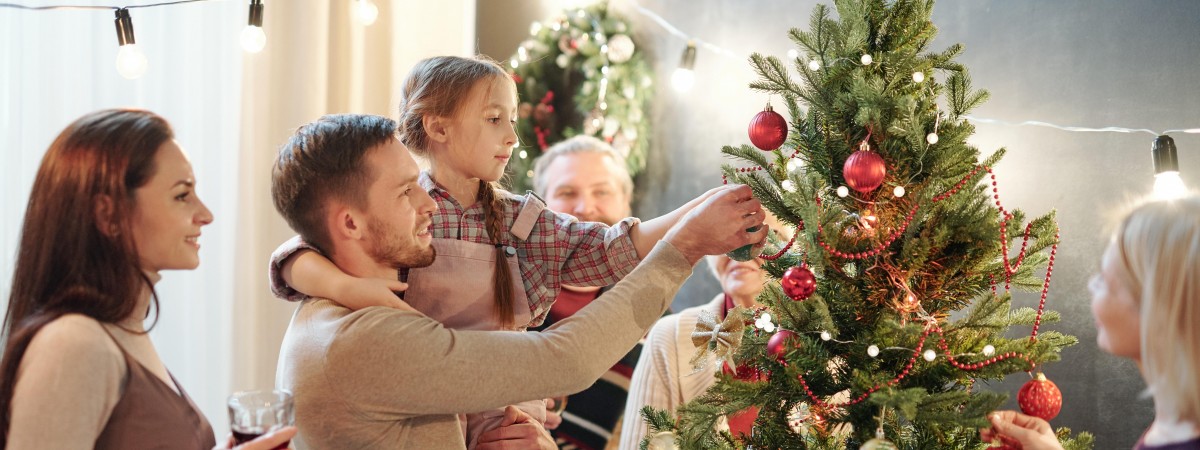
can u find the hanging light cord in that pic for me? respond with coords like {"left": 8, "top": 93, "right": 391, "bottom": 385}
{"left": 0, "top": 0, "right": 227, "bottom": 11}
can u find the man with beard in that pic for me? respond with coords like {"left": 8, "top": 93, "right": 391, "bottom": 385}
{"left": 270, "top": 114, "right": 767, "bottom": 450}
{"left": 530, "top": 136, "right": 643, "bottom": 450}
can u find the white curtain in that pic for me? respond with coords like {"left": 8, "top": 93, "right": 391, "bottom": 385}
{"left": 0, "top": 0, "right": 474, "bottom": 435}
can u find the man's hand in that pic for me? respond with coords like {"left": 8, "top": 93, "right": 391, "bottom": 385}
{"left": 476, "top": 405, "right": 556, "bottom": 450}
{"left": 664, "top": 184, "right": 767, "bottom": 264}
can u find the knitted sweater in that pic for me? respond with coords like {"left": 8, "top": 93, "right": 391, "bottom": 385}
{"left": 275, "top": 241, "right": 693, "bottom": 450}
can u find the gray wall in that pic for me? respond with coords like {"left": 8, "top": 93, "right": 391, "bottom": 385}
{"left": 479, "top": 1, "right": 1200, "bottom": 447}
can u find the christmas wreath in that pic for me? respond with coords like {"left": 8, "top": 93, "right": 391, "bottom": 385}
{"left": 505, "top": 0, "right": 653, "bottom": 193}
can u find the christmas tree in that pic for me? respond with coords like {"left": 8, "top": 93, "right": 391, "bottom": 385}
{"left": 642, "top": 1, "right": 1094, "bottom": 449}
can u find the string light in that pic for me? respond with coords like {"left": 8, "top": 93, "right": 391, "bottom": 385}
{"left": 356, "top": 0, "right": 378, "bottom": 26}
{"left": 1152, "top": 135, "right": 1188, "bottom": 200}
{"left": 671, "top": 41, "right": 697, "bottom": 93}
{"left": 621, "top": 0, "right": 1195, "bottom": 189}
{"left": 113, "top": 8, "right": 147, "bottom": 79}
{"left": 240, "top": 0, "right": 265, "bottom": 53}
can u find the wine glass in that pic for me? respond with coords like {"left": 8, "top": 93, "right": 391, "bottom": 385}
{"left": 227, "top": 389, "right": 294, "bottom": 449}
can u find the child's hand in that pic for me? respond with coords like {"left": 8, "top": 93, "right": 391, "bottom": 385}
{"left": 980, "top": 411, "right": 1062, "bottom": 450}
{"left": 333, "top": 276, "right": 415, "bottom": 312}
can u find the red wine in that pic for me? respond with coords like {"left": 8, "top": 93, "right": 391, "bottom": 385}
{"left": 232, "top": 430, "right": 290, "bottom": 450}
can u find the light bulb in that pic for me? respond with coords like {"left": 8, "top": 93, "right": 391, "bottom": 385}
{"left": 787, "top": 159, "right": 803, "bottom": 172}
{"left": 861, "top": 53, "right": 873, "bottom": 65}
{"left": 787, "top": 48, "right": 800, "bottom": 60}
{"left": 867, "top": 345, "right": 880, "bottom": 357}
{"left": 926, "top": 132, "right": 939, "bottom": 144}
{"left": 357, "top": 0, "right": 379, "bottom": 25}
{"left": 820, "top": 331, "right": 831, "bottom": 341}
{"left": 808, "top": 59, "right": 821, "bottom": 71}
{"left": 1152, "top": 135, "right": 1187, "bottom": 200}
{"left": 518, "top": 150, "right": 528, "bottom": 159}
{"left": 893, "top": 185, "right": 906, "bottom": 197}
{"left": 1154, "top": 172, "right": 1187, "bottom": 200}
{"left": 782, "top": 180, "right": 797, "bottom": 193}
{"left": 912, "top": 71, "right": 925, "bottom": 83}
{"left": 241, "top": 0, "right": 266, "bottom": 52}
{"left": 116, "top": 44, "right": 148, "bottom": 79}
{"left": 113, "top": 9, "right": 146, "bottom": 79}
{"left": 510, "top": 58, "right": 519, "bottom": 69}
{"left": 836, "top": 186, "right": 849, "bottom": 198}
{"left": 923, "top": 349, "right": 937, "bottom": 362}
{"left": 241, "top": 25, "right": 266, "bottom": 53}
{"left": 671, "top": 68, "right": 695, "bottom": 92}
{"left": 672, "top": 42, "right": 697, "bottom": 93}
{"left": 982, "top": 345, "right": 995, "bottom": 357}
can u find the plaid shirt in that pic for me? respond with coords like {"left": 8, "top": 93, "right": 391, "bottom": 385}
{"left": 268, "top": 171, "right": 641, "bottom": 327}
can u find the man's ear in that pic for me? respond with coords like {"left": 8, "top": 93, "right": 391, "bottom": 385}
{"left": 327, "top": 204, "right": 366, "bottom": 241}
{"left": 93, "top": 194, "right": 119, "bottom": 237}
{"left": 423, "top": 115, "right": 451, "bottom": 144}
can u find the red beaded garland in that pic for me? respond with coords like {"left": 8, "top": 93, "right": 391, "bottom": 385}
{"left": 719, "top": 162, "right": 1062, "bottom": 410}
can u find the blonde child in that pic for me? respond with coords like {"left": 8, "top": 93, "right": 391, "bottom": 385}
{"left": 268, "top": 55, "right": 727, "bottom": 449}
{"left": 982, "top": 195, "right": 1200, "bottom": 450}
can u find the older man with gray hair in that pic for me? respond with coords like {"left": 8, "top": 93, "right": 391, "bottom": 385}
{"left": 529, "top": 135, "right": 647, "bottom": 450}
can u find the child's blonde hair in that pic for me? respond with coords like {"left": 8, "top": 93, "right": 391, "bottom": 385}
{"left": 1112, "top": 194, "right": 1200, "bottom": 423}
{"left": 398, "top": 55, "right": 521, "bottom": 329}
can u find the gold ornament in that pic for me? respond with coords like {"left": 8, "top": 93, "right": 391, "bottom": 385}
{"left": 646, "top": 431, "right": 678, "bottom": 450}
{"left": 860, "top": 428, "right": 897, "bottom": 450}
{"left": 689, "top": 307, "right": 747, "bottom": 371}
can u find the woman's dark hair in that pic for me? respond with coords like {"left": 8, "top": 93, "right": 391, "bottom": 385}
{"left": 0, "top": 109, "right": 171, "bottom": 442}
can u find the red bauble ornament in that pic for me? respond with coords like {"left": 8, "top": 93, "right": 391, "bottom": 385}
{"left": 1018, "top": 372, "right": 1063, "bottom": 421}
{"left": 748, "top": 103, "right": 788, "bottom": 151}
{"left": 843, "top": 149, "right": 887, "bottom": 193}
{"left": 782, "top": 264, "right": 817, "bottom": 301}
{"left": 722, "top": 361, "right": 767, "bottom": 382}
{"left": 767, "top": 330, "right": 800, "bottom": 360}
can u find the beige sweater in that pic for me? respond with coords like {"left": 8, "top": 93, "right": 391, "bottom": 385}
{"left": 275, "top": 241, "right": 694, "bottom": 450}
{"left": 618, "top": 295, "right": 724, "bottom": 450}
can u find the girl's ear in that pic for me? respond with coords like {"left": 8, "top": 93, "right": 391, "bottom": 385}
{"left": 423, "top": 115, "right": 451, "bottom": 144}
